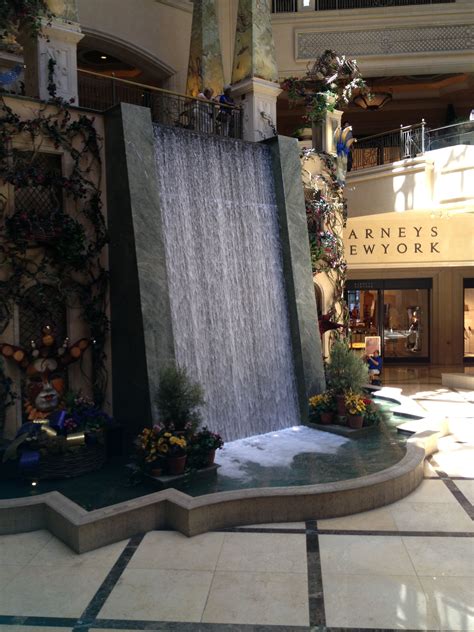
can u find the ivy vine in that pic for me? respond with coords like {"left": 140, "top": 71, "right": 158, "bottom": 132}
{"left": 0, "top": 0, "right": 54, "bottom": 39}
{"left": 0, "top": 94, "right": 109, "bottom": 406}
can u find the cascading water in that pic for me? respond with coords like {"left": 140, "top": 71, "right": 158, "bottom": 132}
{"left": 153, "top": 124, "right": 300, "bottom": 441}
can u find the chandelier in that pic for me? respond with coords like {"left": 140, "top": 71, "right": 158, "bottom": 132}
{"left": 353, "top": 91, "right": 392, "bottom": 111}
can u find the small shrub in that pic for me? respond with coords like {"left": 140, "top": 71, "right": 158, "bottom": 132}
{"left": 155, "top": 365, "right": 205, "bottom": 432}
{"left": 326, "top": 339, "right": 368, "bottom": 395}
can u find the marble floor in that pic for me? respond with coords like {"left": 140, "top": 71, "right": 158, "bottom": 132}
{"left": 0, "top": 365, "right": 473, "bottom": 632}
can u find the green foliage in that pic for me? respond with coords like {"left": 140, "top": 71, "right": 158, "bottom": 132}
{"left": 156, "top": 365, "right": 205, "bottom": 432}
{"left": 326, "top": 339, "right": 368, "bottom": 395}
{"left": 0, "top": 95, "right": 109, "bottom": 406}
{"left": 0, "top": 0, "right": 54, "bottom": 38}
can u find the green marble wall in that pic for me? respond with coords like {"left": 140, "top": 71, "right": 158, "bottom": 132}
{"left": 232, "top": 0, "right": 279, "bottom": 85}
{"left": 186, "top": 0, "right": 225, "bottom": 97}
{"left": 266, "top": 135, "right": 326, "bottom": 419}
{"left": 105, "top": 103, "right": 175, "bottom": 438}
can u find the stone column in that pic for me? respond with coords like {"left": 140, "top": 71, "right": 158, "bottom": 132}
{"left": 186, "top": 0, "right": 225, "bottom": 97}
{"left": 18, "top": 8, "right": 83, "bottom": 103}
{"left": 312, "top": 109, "right": 343, "bottom": 153}
{"left": 231, "top": 0, "right": 281, "bottom": 142}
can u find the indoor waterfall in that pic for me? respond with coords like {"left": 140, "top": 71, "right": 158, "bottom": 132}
{"left": 153, "top": 125, "right": 300, "bottom": 441}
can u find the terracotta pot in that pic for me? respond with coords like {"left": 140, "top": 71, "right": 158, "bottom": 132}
{"left": 151, "top": 467, "right": 163, "bottom": 477}
{"left": 167, "top": 454, "right": 187, "bottom": 475}
{"left": 336, "top": 394, "right": 346, "bottom": 416}
{"left": 320, "top": 412, "right": 334, "bottom": 425}
{"left": 205, "top": 449, "right": 216, "bottom": 467}
{"left": 347, "top": 414, "right": 364, "bottom": 429}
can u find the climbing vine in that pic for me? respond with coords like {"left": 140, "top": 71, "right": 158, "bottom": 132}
{"left": 302, "top": 148, "right": 348, "bottom": 326}
{"left": 282, "top": 50, "right": 366, "bottom": 329}
{"left": 0, "top": 0, "right": 54, "bottom": 38}
{"left": 0, "top": 93, "right": 109, "bottom": 405}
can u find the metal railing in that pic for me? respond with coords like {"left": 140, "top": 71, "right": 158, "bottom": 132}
{"left": 272, "top": 0, "right": 454, "bottom": 11}
{"left": 77, "top": 69, "right": 243, "bottom": 140}
{"left": 351, "top": 120, "right": 473, "bottom": 171}
{"left": 427, "top": 121, "right": 474, "bottom": 151}
{"left": 351, "top": 122, "right": 425, "bottom": 170}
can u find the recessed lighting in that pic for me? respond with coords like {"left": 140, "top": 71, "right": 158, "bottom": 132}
{"left": 100, "top": 55, "right": 107, "bottom": 60}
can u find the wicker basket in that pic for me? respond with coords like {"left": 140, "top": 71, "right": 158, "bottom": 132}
{"left": 37, "top": 442, "right": 106, "bottom": 480}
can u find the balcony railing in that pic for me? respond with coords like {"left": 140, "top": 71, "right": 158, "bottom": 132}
{"left": 272, "top": 0, "right": 454, "bottom": 12}
{"left": 77, "top": 69, "right": 243, "bottom": 140}
{"left": 351, "top": 120, "right": 474, "bottom": 171}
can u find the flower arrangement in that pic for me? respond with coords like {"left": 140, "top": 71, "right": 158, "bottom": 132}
{"left": 63, "top": 393, "right": 112, "bottom": 434}
{"left": 194, "top": 427, "right": 223, "bottom": 451}
{"left": 344, "top": 391, "right": 367, "bottom": 416}
{"left": 309, "top": 392, "right": 334, "bottom": 413}
{"left": 136, "top": 425, "right": 187, "bottom": 464}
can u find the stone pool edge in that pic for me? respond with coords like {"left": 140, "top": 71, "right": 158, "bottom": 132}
{"left": 0, "top": 428, "right": 442, "bottom": 552}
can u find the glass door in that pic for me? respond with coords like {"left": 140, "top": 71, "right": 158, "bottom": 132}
{"left": 464, "top": 279, "right": 474, "bottom": 363}
{"left": 346, "top": 279, "right": 431, "bottom": 362}
{"left": 382, "top": 288, "right": 430, "bottom": 360}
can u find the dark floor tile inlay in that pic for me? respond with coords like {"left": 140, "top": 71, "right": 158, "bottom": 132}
{"left": 317, "top": 528, "right": 474, "bottom": 537}
{"left": 305, "top": 520, "right": 325, "bottom": 629}
{"left": 74, "top": 533, "right": 145, "bottom": 629}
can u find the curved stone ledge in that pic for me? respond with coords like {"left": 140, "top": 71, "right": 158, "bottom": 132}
{"left": 0, "top": 427, "right": 443, "bottom": 553}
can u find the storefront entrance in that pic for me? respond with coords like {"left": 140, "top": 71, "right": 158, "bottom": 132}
{"left": 346, "top": 279, "right": 431, "bottom": 362}
{"left": 464, "top": 279, "right": 474, "bottom": 363}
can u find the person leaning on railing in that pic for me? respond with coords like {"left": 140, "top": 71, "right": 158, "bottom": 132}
{"left": 217, "top": 85, "right": 237, "bottom": 136}
{"left": 197, "top": 88, "right": 217, "bottom": 134}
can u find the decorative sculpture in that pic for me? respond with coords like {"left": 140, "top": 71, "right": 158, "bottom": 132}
{"left": 0, "top": 324, "right": 90, "bottom": 421}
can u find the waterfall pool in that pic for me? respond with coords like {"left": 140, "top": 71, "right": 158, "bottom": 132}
{"left": 0, "top": 401, "right": 408, "bottom": 510}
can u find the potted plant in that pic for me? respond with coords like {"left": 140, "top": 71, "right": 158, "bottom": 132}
{"left": 189, "top": 427, "right": 223, "bottom": 468}
{"left": 344, "top": 391, "right": 367, "bottom": 429}
{"left": 159, "top": 430, "right": 188, "bottom": 475}
{"left": 309, "top": 392, "right": 335, "bottom": 424}
{"left": 155, "top": 365, "right": 205, "bottom": 434}
{"left": 325, "top": 339, "right": 369, "bottom": 414}
{"left": 363, "top": 399, "right": 384, "bottom": 427}
{"left": 135, "top": 425, "right": 166, "bottom": 476}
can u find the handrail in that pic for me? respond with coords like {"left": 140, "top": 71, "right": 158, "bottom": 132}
{"left": 355, "top": 123, "right": 423, "bottom": 144}
{"left": 77, "top": 68, "right": 241, "bottom": 110}
{"left": 428, "top": 120, "right": 474, "bottom": 134}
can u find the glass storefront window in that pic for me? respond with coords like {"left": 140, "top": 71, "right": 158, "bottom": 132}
{"left": 464, "top": 284, "right": 474, "bottom": 361}
{"left": 346, "top": 279, "right": 431, "bottom": 362}
{"left": 383, "top": 288, "right": 429, "bottom": 359}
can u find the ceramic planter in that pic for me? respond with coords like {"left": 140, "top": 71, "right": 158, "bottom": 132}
{"left": 347, "top": 414, "right": 364, "bottom": 429}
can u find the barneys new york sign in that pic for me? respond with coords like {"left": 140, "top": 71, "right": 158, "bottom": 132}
{"left": 343, "top": 214, "right": 474, "bottom": 264}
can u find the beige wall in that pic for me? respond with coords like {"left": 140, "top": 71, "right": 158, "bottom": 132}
{"left": 271, "top": 0, "right": 474, "bottom": 80}
{"left": 346, "top": 146, "right": 474, "bottom": 217}
{"left": 76, "top": 0, "right": 193, "bottom": 92}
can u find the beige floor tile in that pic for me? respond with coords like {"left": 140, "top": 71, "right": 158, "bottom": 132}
{"left": 320, "top": 534, "right": 416, "bottom": 576}
{"left": 216, "top": 532, "right": 307, "bottom": 573}
{"left": 403, "top": 536, "right": 474, "bottom": 577}
{"left": 420, "top": 575, "right": 474, "bottom": 631}
{"left": 435, "top": 445, "right": 474, "bottom": 478}
{"left": 317, "top": 505, "right": 398, "bottom": 531}
{"left": 128, "top": 530, "right": 224, "bottom": 571}
{"left": 403, "top": 479, "right": 459, "bottom": 504}
{"left": 454, "top": 479, "right": 474, "bottom": 505}
{"left": 0, "top": 564, "right": 110, "bottom": 617}
{"left": 202, "top": 570, "right": 309, "bottom": 626}
{"left": 98, "top": 568, "right": 213, "bottom": 621}
{"left": 0, "top": 530, "right": 52, "bottom": 565}
{"left": 389, "top": 501, "right": 474, "bottom": 533}
{"left": 29, "top": 535, "right": 127, "bottom": 567}
{"left": 0, "top": 564, "right": 25, "bottom": 590}
{"left": 424, "top": 459, "right": 439, "bottom": 477}
{"left": 323, "top": 572, "right": 438, "bottom": 629}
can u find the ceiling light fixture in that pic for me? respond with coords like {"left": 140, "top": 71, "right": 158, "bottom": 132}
{"left": 353, "top": 91, "right": 392, "bottom": 111}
